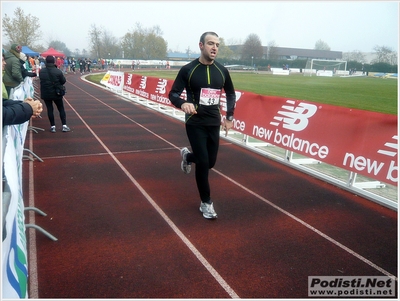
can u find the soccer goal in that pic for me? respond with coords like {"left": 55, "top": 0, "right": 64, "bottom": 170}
{"left": 303, "top": 59, "right": 347, "bottom": 76}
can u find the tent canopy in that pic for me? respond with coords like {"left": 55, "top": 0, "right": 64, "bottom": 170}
{"left": 21, "top": 46, "right": 39, "bottom": 57}
{"left": 40, "top": 47, "right": 65, "bottom": 58}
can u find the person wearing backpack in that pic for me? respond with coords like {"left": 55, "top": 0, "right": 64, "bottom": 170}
{"left": 39, "top": 55, "right": 70, "bottom": 132}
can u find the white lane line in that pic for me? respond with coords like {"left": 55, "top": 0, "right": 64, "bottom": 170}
{"left": 83, "top": 84, "right": 397, "bottom": 282}
{"left": 62, "top": 95, "right": 240, "bottom": 299}
{"left": 213, "top": 168, "right": 397, "bottom": 281}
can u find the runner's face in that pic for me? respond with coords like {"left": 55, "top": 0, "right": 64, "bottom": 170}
{"left": 200, "top": 35, "right": 219, "bottom": 62}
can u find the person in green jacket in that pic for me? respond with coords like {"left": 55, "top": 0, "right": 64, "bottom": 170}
{"left": 3, "top": 44, "right": 24, "bottom": 97}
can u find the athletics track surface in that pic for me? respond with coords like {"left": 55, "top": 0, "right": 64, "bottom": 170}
{"left": 23, "top": 72, "right": 397, "bottom": 298}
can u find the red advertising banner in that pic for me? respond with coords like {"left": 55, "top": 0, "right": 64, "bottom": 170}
{"left": 122, "top": 73, "right": 398, "bottom": 186}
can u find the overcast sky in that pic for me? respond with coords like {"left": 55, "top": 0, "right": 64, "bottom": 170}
{"left": 1, "top": 1, "right": 399, "bottom": 54}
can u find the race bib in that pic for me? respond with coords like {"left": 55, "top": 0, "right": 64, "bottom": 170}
{"left": 199, "top": 88, "right": 221, "bottom": 106}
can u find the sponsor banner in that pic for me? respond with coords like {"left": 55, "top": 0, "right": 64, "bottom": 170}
{"left": 2, "top": 78, "right": 33, "bottom": 298}
{"left": 308, "top": 276, "right": 396, "bottom": 297}
{"left": 228, "top": 93, "right": 397, "bottom": 185}
{"left": 2, "top": 124, "right": 29, "bottom": 299}
{"left": 123, "top": 73, "right": 176, "bottom": 106}
{"left": 122, "top": 73, "right": 398, "bottom": 185}
{"left": 100, "top": 71, "right": 124, "bottom": 92}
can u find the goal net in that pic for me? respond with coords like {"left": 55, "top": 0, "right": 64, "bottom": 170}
{"left": 303, "top": 59, "right": 347, "bottom": 76}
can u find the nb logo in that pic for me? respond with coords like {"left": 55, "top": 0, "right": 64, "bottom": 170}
{"left": 126, "top": 73, "right": 133, "bottom": 85}
{"left": 270, "top": 100, "right": 317, "bottom": 131}
{"left": 139, "top": 76, "right": 147, "bottom": 89}
{"left": 155, "top": 79, "right": 168, "bottom": 94}
{"left": 378, "top": 135, "right": 398, "bottom": 157}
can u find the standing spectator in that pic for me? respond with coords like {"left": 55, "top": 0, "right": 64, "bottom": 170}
{"left": 2, "top": 51, "right": 43, "bottom": 125}
{"left": 34, "top": 56, "right": 40, "bottom": 75}
{"left": 28, "top": 55, "right": 36, "bottom": 73}
{"left": 131, "top": 60, "right": 135, "bottom": 70}
{"left": 39, "top": 56, "right": 70, "bottom": 132}
{"left": 63, "top": 57, "right": 69, "bottom": 74}
{"left": 168, "top": 31, "right": 236, "bottom": 219}
{"left": 56, "top": 57, "right": 63, "bottom": 69}
{"left": 3, "top": 44, "right": 24, "bottom": 97}
{"left": 19, "top": 52, "right": 37, "bottom": 79}
{"left": 39, "top": 56, "right": 45, "bottom": 69}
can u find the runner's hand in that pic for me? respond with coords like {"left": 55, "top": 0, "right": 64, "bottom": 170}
{"left": 181, "top": 103, "right": 197, "bottom": 115}
{"left": 223, "top": 120, "right": 233, "bottom": 137}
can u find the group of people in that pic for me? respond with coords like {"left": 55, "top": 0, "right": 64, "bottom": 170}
{"left": 3, "top": 31, "right": 237, "bottom": 220}
{"left": 3, "top": 43, "right": 70, "bottom": 132}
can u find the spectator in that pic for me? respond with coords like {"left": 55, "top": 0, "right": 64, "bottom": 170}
{"left": 2, "top": 52, "right": 43, "bottom": 125}
{"left": 3, "top": 44, "right": 24, "bottom": 97}
{"left": 63, "top": 57, "right": 69, "bottom": 74}
{"left": 56, "top": 56, "right": 63, "bottom": 69}
{"left": 19, "top": 52, "right": 37, "bottom": 79}
{"left": 39, "top": 55, "right": 70, "bottom": 133}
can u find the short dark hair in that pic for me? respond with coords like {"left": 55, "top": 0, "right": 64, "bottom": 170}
{"left": 199, "top": 32, "right": 219, "bottom": 44}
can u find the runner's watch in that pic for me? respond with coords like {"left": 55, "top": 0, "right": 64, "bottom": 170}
{"left": 227, "top": 115, "right": 234, "bottom": 121}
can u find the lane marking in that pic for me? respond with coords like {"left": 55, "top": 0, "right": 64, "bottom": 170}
{"left": 28, "top": 79, "right": 396, "bottom": 299}
{"left": 62, "top": 90, "right": 240, "bottom": 299}
{"left": 212, "top": 169, "right": 397, "bottom": 281}
{"left": 73, "top": 81, "right": 397, "bottom": 281}
{"left": 69, "top": 82, "right": 398, "bottom": 281}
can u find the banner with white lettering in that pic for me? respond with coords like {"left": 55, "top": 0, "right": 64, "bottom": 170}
{"left": 123, "top": 73, "right": 175, "bottom": 105}
{"left": 100, "top": 71, "right": 124, "bottom": 92}
{"left": 121, "top": 74, "right": 397, "bottom": 186}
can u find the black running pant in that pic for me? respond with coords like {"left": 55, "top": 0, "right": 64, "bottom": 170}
{"left": 43, "top": 98, "right": 67, "bottom": 127}
{"left": 185, "top": 124, "right": 220, "bottom": 203}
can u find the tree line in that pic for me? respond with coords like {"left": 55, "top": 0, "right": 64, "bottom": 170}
{"left": 2, "top": 7, "right": 398, "bottom": 73}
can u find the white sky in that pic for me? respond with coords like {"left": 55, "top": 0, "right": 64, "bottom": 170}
{"left": 1, "top": 0, "right": 399, "bottom": 54}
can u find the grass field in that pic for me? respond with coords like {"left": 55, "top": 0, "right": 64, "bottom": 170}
{"left": 88, "top": 70, "right": 398, "bottom": 115}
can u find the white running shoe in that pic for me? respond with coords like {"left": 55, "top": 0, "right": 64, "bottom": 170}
{"left": 200, "top": 202, "right": 218, "bottom": 219}
{"left": 180, "top": 147, "right": 192, "bottom": 174}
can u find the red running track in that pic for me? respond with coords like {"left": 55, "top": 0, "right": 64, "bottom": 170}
{"left": 23, "top": 73, "right": 397, "bottom": 298}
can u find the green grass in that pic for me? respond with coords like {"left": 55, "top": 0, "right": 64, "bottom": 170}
{"left": 87, "top": 70, "right": 398, "bottom": 115}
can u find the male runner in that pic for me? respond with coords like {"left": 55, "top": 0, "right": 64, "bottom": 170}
{"left": 168, "top": 31, "right": 236, "bottom": 219}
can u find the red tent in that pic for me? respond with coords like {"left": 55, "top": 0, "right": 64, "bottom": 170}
{"left": 40, "top": 47, "right": 65, "bottom": 58}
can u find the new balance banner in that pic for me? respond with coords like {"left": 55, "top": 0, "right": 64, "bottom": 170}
{"left": 119, "top": 73, "right": 397, "bottom": 186}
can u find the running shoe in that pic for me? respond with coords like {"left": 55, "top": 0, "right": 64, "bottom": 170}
{"left": 180, "top": 147, "right": 192, "bottom": 174}
{"left": 50, "top": 126, "right": 56, "bottom": 133}
{"left": 62, "top": 125, "right": 71, "bottom": 132}
{"left": 200, "top": 201, "right": 218, "bottom": 219}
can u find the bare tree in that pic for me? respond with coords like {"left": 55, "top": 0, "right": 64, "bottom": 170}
{"left": 216, "top": 37, "right": 234, "bottom": 60}
{"left": 267, "top": 40, "right": 279, "bottom": 60}
{"left": 314, "top": 39, "right": 331, "bottom": 51}
{"left": 342, "top": 50, "right": 366, "bottom": 63}
{"left": 88, "top": 24, "right": 103, "bottom": 58}
{"left": 2, "top": 7, "right": 42, "bottom": 48}
{"left": 121, "top": 23, "right": 167, "bottom": 59}
{"left": 372, "top": 45, "right": 397, "bottom": 65}
{"left": 241, "top": 33, "right": 264, "bottom": 60}
{"left": 49, "top": 40, "right": 71, "bottom": 56}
